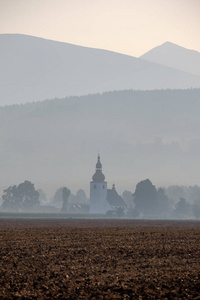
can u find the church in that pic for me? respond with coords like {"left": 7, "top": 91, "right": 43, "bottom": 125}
{"left": 90, "top": 155, "right": 126, "bottom": 213}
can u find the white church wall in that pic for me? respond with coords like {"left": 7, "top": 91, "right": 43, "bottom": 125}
{"left": 90, "top": 181, "right": 110, "bottom": 213}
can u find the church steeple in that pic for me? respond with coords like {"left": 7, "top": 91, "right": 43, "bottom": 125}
{"left": 92, "top": 154, "right": 105, "bottom": 182}
{"left": 96, "top": 154, "right": 102, "bottom": 170}
{"left": 90, "top": 154, "right": 108, "bottom": 213}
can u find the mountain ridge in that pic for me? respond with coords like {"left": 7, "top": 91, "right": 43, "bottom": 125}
{"left": 140, "top": 41, "right": 200, "bottom": 76}
{"left": 0, "top": 34, "right": 200, "bottom": 105}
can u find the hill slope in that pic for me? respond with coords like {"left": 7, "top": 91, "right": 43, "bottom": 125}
{"left": 140, "top": 41, "right": 200, "bottom": 76}
{"left": 0, "top": 89, "right": 200, "bottom": 196}
{"left": 0, "top": 34, "right": 200, "bottom": 105}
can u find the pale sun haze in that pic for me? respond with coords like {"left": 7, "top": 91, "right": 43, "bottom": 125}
{"left": 0, "top": 0, "right": 199, "bottom": 56}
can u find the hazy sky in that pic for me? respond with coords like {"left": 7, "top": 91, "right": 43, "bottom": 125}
{"left": 0, "top": 0, "right": 199, "bottom": 56}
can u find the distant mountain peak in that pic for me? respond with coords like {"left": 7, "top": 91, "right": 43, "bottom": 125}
{"left": 161, "top": 41, "right": 176, "bottom": 46}
{"left": 162, "top": 41, "right": 179, "bottom": 46}
{"left": 142, "top": 41, "right": 200, "bottom": 55}
{"left": 140, "top": 41, "right": 200, "bottom": 76}
{"left": 0, "top": 34, "right": 200, "bottom": 105}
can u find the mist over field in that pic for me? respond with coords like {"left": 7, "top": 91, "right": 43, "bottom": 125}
{"left": 1, "top": 35, "right": 200, "bottom": 217}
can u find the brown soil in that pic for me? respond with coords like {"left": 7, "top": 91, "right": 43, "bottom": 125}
{"left": 0, "top": 219, "right": 200, "bottom": 299}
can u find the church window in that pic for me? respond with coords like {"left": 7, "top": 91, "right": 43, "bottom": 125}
{"left": 94, "top": 184, "right": 97, "bottom": 189}
{"left": 103, "top": 185, "right": 105, "bottom": 189}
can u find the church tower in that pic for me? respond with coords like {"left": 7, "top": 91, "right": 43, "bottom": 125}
{"left": 90, "top": 155, "right": 109, "bottom": 213}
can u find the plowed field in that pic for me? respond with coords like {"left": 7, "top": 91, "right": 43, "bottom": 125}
{"left": 0, "top": 219, "right": 200, "bottom": 299}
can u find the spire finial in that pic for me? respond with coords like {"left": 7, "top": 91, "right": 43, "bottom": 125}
{"left": 96, "top": 153, "right": 102, "bottom": 170}
{"left": 92, "top": 154, "right": 105, "bottom": 182}
{"left": 97, "top": 152, "right": 101, "bottom": 164}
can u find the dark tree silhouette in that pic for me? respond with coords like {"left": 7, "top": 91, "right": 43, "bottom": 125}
{"left": 133, "top": 179, "right": 157, "bottom": 216}
{"left": 175, "top": 197, "right": 192, "bottom": 218}
{"left": 61, "top": 187, "right": 71, "bottom": 212}
{"left": 2, "top": 180, "right": 39, "bottom": 212}
{"left": 2, "top": 185, "right": 18, "bottom": 211}
{"left": 53, "top": 187, "right": 66, "bottom": 207}
{"left": 156, "top": 188, "right": 170, "bottom": 217}
{"left": 193, "top": 200, "right": 200, "bottom": 219}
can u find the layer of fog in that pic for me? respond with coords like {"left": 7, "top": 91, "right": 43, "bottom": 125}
{"left": 0, "top": 89, "right": 200, "bottom": 199}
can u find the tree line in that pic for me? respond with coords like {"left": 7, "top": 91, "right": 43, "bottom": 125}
{"left": 0, "top": 181, "right": 71, "bottom": 213}
{"left": 122, "top": 179, "right": 200, "bottom": 219}
{"left": 1, "top": 179, "right": 200, "bottom": 218}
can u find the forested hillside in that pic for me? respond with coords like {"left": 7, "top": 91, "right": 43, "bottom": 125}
{"left": 1, "top": 89, "right": 200, "bottom": 195}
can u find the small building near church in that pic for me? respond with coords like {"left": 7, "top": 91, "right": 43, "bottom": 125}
{"left": 107, "top": 184, "right": 127, "bottom": 211}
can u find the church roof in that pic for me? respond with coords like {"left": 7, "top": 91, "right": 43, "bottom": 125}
{"left": 92, "top": 170, "right": 105, "bottom": 182}
{"left": 92, "top": 155, "right": 106, "bottom": 182}
{"left": 96, "top": 156, "right": 102, "bottom": 169}
{"left": 107, "top": 184, "right": 127, "bottom": 208}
